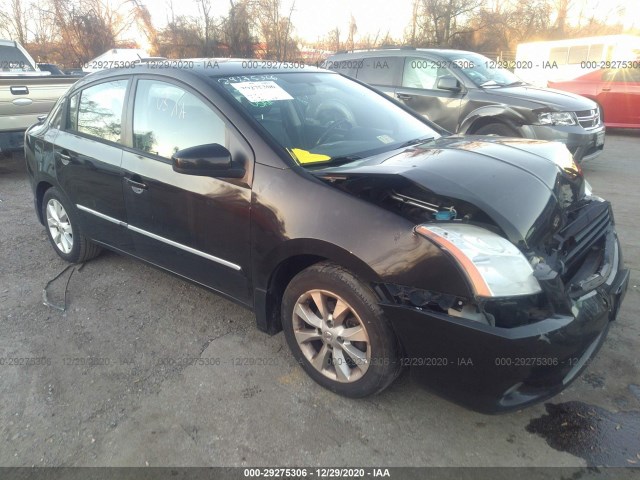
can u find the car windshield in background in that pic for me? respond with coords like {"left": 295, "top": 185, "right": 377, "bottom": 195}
{"left": 442, "top": 52, "right": 523, "bottom": 87}
{"left": 215, "top": 72, "right": 440, "bottom": 167}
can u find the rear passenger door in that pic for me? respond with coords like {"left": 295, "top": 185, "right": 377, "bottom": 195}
{"left": 395, "top": 57, "right": 464, "bottom": 132}
{"left": 121, "top": 77, "right": 253, "bottom": 304}
{"left": 54, "top": 78, "right": 132, "bottom": 251}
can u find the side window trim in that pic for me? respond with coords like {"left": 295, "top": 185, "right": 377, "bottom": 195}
{"left": 63, "top": 76, "right": 132, "bottom": 147}
{"left": 127, "top": 75, "right": 247, "bottom": 163}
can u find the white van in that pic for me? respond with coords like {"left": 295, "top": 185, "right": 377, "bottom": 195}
{"left": 514, "top": 35, "right": 640, "bottom": 87}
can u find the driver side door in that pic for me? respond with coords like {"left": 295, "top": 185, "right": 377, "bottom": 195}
{"left": 395, "top": 57, "right": 464, "bottom": 132}
{"left": 121, "top": 77, "right": 254, "bottom": 304}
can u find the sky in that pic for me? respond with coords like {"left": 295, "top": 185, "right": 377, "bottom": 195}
{"left": 143, "top": 0, "right": 639, "bottom": 45}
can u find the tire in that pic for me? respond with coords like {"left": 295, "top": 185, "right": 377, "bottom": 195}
{"left": 474, "top": 122, "right": 521, "bottom": 137}
{"left": 281, "top": 262, "right": 401, "bottom": 397}
{"left": 41, "top": 187, "right": 101, "bottom": 263}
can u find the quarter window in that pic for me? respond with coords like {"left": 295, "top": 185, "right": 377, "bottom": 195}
{"left": 76, "top": 80, "right": 128, "bottom": 142}
{"left": 133, "top": 79, "right": 227, "bottom": 159}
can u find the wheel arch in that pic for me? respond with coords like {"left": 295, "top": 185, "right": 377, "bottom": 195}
{"left": 253, "top": 239, "right": 382, "bottom": 334}
{"left": 461, "top": 106, "right": 528, "bottom": 134}
{"left": 35, "top": 180, "right": 55, "bottom": 225}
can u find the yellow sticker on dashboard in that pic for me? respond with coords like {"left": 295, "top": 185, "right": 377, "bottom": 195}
{"left": 289, "top": 148, "right": 331, "bottom": 164}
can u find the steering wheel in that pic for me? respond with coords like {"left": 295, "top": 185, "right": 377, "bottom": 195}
{"left": 315, "top": 118, "right": 353, "bottom": 146}
{"left": 311, "top": 101, "right": 356, "bottom": 146}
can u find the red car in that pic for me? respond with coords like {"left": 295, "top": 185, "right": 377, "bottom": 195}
{"left": 548, "top": 68, "right": 640, "bottom": 128}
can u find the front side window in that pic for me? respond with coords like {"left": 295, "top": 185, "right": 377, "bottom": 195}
{"left": 133, "top": 79, "right": 227, "bottom": 159}
{"left": 76, "top": 80, "right": 128, "bottom": 143}
{"left": 438, "top": 52, "right": 521, "bottom": 87}
{"left": 402, "top": 57, "right": 447, "bottom": 89}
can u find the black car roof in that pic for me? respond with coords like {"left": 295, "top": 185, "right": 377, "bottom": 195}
{"left": 71, "top": 59, "right": 328, "bottom": 90}
{"left": 328, "top": 48, "right": 476, "bottom": 60}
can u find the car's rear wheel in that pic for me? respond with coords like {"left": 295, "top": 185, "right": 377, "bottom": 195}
{"left": 282, "top": 262, "right": 401, "bottom": 397}
{"left": 474, "top": 122, "right": 520, "bottom": 137}
{"left": 42, "top": 188, "right": 101, "bottom": 263}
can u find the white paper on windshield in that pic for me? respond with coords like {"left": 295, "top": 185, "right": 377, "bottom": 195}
{"left": 231, "top": 81, "right": 293, "bottom": 102}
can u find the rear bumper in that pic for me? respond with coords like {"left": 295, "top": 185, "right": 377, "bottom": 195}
{"left": 383, "top": 238, "right": 629, "bottom": 414}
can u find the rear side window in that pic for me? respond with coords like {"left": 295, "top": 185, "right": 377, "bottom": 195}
{"left": 587, "top": 44, "right": 604, "bottom": 62}
{"left": 549, "top": 47, "right": 568, "bottom": 65}
{"left": 75, "top": 80, "right": 128, "bottom": 143}
{"left": 133, "top": 79, "right": 227, "bottom": 159}
{"left": 356, "top": 56, "right": 402, "bottom": 87}
{"left": 568, "top": 46, "right": 589, "bottom": 64}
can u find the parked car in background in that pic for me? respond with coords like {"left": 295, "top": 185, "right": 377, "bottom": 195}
{"left": 324, "top": 48, "right": 605, "bottom": 162}
{"left": 1, "top": 39, "right": 76, "bottom": 154}
{"left": 548, "top": 67, "right": 640, "bottom": 129}
{"left": 25, "top": 61, "right": 628, "bottom": 412}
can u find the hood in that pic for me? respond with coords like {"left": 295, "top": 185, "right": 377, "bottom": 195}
{"left": 315, "top": 136, "right": 584, "bottom": 247}
{"left": 482, "top": 84, "right": 598, "bottom": 111}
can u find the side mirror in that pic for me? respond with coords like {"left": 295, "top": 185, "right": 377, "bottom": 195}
{"left": 172, "top": 143, "right": 245, "bottom": 178}
{"left": 436, "top": 76, "right": 461, "bottom": 92}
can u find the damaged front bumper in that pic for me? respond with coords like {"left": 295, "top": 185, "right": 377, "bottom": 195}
{"left": 382, "top": 235, "right": 629, "bottom": 414}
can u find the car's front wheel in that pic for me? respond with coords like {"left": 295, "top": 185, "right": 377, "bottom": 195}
{"left": 282, "top": 262, "right": 401, "bottom": 397}
{"left": 42, "top": 187, "right": 101, "bottom": 263}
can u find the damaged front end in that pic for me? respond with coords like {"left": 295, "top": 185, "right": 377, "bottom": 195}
{"left": 314, "top": 139, "right": 629, "bottom": 412}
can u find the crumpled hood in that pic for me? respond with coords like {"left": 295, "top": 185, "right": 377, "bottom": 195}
{"left": 316, "top": 135, "right": 584, "bottom": 246}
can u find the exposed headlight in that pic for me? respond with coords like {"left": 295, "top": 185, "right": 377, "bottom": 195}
{"left": 415, "top": 224, "right": 542, "bottom": 298}
{"left": 537, "top": 111, "right": 576, "bottom": 126}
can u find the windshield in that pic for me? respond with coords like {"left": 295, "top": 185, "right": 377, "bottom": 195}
{"left": 215, "top": 72, "right": 440, "bottom": 167}
{"left": 0, "top": 45, "right": 35, "bottom": 72}
{"left": 441, "top": 52, "right": 523, "bottom": 87}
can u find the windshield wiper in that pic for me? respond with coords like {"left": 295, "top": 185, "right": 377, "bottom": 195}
{"left": 479, "top": 80, "right": 500, "bottom": 87}
{"left": 399, "top": 136, "right": 435, "bottom": 148}
{"left": 502, "top": 80, "right": 525, "bottom": 87}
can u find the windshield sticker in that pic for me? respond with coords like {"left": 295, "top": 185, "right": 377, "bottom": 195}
{"left": 289, "top": 148, "right": 331, "bottom": 164}
{"left": 377, "top": 135, "right": 395, "bottom": 144}
{"left": 231, "top": 81, "right": 293, "bottom": 102}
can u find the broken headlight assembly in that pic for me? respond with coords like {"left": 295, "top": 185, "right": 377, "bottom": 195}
{"left": 415, "top": 224, "right": 541, "bottom": 298}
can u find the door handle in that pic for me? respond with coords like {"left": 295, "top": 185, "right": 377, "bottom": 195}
{"left": 57, "top": 150, "right": 74, "bottom": 165}
{"left": 397, "top": 93, "right": 413, "bottom": 101}
{"left": 601, "top": 87, "right": 611, "bottom": 92}
{"left": 125, "top": 176, "right": 148, "bottom": 193}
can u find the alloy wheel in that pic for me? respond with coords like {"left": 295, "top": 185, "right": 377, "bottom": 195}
{"left": 46, "top": 199, "right": 73, "bottom": 254}
{"left": 292, "top": 289, "right": 371, "bottom": 383}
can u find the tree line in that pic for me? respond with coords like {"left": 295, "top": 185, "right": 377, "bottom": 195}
{"left": 0, "top": 0, "right": 636, "bottom": 68}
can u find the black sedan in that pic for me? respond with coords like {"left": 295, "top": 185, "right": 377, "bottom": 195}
{"left": 24, "top": 61, "right": 629, "bottom": 413}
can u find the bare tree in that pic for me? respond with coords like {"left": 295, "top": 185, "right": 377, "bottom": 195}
{"left": 248, "top": 0, "right": 298, "bottom": 60}
{"left": 224, "top": 0, "right": 254, "bottom": 57}
{"left": 410, "top": 0, "right": 484, "bottom": 47}
{"left": 0, "top": 0, "right": 29, "bottom": 44}
{"left": 347, "top": 14, "right": 357, "bottom": 51}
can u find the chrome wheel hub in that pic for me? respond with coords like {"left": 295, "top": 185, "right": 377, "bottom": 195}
{"left": 292, "top": 289, "right": 371, "bottom": 383}
{"left": 46, "top": 199, "right": 73, "bottom": 254}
